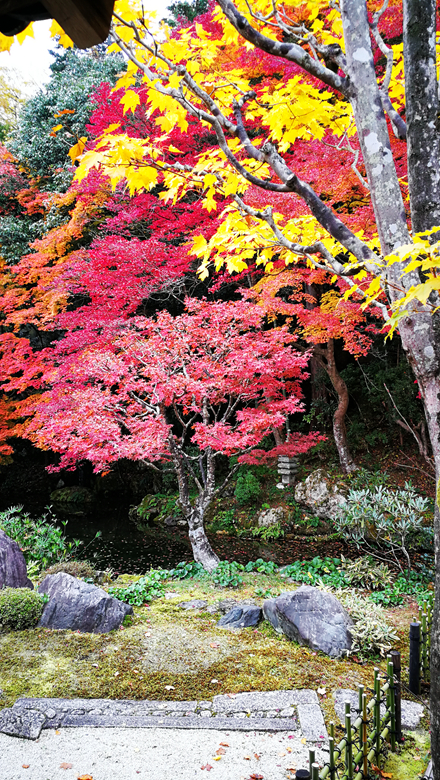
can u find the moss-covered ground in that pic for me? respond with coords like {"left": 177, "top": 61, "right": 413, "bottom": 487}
{"left": 0, "top": 571, "right": 430, "bottom": 779}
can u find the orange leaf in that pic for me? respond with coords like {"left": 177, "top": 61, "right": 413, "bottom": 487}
{"left": 22, "top": 766, "right": 30, "bottom": 769}
{"left": 216, "top": 748, "right": 226, "bottom": 755}
{"left": 77, "top": 776, "right": 93, "bottom": 780}
{"left": 219, "top": 742, "right": 229, "bottom": 747}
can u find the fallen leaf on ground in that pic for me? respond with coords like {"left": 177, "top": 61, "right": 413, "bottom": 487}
{"left": 254, "top": 754, "right": 260, "bottom": 760}
{"left": 244, "top": 755, "right": 251, "bottom": 760}
{"left": 77, "top": 775, "right": 93, "bottom": 779}
{"left": 286, "top": 748, "right": 292, "bottom": 753}
{"left": 226, "top": 693, "right": 236, "bottom": 699}
{"left": 278, "top": 751, "right": 286, "bottom": 756}
{"left": 201, "top": 764, "right": 213, "bottom": 771}
{"left": 371, "top": 767, "right": 393, "bottom": 778}
{"left": 220, "top": 742, "right": 229, "bottom": 747}
{"left": 249, "top": 774, "right": 264, "bottom": 779}
{"left": 55, "top": 730, "right": 61, "bottom": 735}
{"left": 301, "top": 738, "right": 307, "bottom": 744}
{"left": 60, "top": 763, "right": 73, "bottom": 769}
{"left": 210, "top": 643, "right": 219, "bottom": 648}
{"left": 22, "top": 766, "right": 30, "bottom": 769}
{"left": 213, "top": 756, "right": 222, "bottom": 761}
{"left": 216, "top": 748, "right": 226, "bottom": 755}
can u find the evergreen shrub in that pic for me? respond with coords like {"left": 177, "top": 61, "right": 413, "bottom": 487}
{"left": 0, "top": 588, "right": 46, "bottom": 631}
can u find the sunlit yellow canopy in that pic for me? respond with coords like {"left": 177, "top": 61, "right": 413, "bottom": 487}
{"left": 0, "top": 0, "right": 115, "bottom": 48}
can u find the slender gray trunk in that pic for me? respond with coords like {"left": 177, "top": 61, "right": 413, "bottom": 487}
{"left": 170, "top": 437, "right": 220, "bottom": 572}
{"left": 187, "top": 503, "right": 220, "bottom": 572}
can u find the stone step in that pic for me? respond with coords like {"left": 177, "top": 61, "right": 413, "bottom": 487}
{"left": 0, "top": 690, "right": 328, "bottom": 742}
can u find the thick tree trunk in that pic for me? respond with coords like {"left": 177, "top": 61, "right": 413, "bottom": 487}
{"left": 316, "top": 340, "right": 357, "bottom": 474}
{"left": 403, "top": 0, "right": 440, "bottom": 235}
{"left": 402, "top": 4, "right": 440, "bottom": 772}
{"left": 341, "top": 3, "right": 440, "bottom": 774}
{"left": 187, "top": 503, "right": 220, "bottom": 572}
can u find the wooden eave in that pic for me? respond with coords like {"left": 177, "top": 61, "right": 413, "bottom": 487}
{"left": 0, "top": 0, "right": 115, "bottom": 49}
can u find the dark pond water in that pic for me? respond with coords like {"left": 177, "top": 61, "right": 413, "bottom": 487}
{"left": 60, "top": 507, "right": 193, "bottom": 574}
{"left": 59, "top": 506, "right": 353, "bottom": 574}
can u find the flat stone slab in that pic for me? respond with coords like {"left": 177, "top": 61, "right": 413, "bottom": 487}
{"left": 0, "top": 691, "right": 331, "bottom": 741}
{"left": 333, "top": 689, "right": 424, "bottom": 730}
{"left": 213, "top": 689, "right": 318, "bottom": 711}
{"left": 297, "top": 704, "right": 328, "bottom": 741}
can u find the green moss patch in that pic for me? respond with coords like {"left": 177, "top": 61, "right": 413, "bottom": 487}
{"left": 380, "top": 732, "right": 431, "bottom": 780}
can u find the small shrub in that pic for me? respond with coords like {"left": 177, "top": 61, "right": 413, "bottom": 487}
{"left": 41, "top": 560, "right": 97, "bottom": 581}
{"left": 211, "top": 560, "right": 244, "bottom": 588}
{"left": 340, "top": 556, "right": 394, "bottom": 590}
{"left": 0, "top": 505, "right": 82, "bottom": 572}
{"left": 209, "top": 509, "right": 236, "bottom": 534}
{"left": 0, "top": 588, "right": 46, "bottom": 631}
{"left": 234, "top": 471, "right": 262, "bottom": 505}
{"left": 334, "top": 483, "right": 430, "bottom": 574}
{"left": 250, "top": 522, "right": 285, "bottom": 540}
{"left": 338, "top": 591, "right": 399, "bottom": 656}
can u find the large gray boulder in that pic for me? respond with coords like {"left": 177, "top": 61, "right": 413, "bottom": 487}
{"left": 0, "top": 530, "right": 33, "bottom": 589}
{"left": 294, "top": 469, "right": 346, "bottom": 519}
{"left": 263, "top": 586, "right": 353, "bottom": 658}
{"left": 38, "top": 573, "right": 133, "bottom": 633}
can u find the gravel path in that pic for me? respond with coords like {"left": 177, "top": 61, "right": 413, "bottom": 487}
{"left": 0, "top": 727, "right": 329, "bottom": 779}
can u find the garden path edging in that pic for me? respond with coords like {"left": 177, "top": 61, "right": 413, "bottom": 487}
{"left": 0, "top": 689, "right": 327, "bottom": 741}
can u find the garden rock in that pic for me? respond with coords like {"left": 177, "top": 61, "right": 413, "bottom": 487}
{"left": 37, "top": 572, "right": 133, "bottom": 633}
{"left": 217, "top": 605, "right": 262, "bottom": 629}
{"left": 263, "top": 585, "right": 353, "bottom": 658}
{"left": 257, "top": 506, "right": 286, "bottom": 527}
{"left": 178, "top": 599, "right": 208, "bottom": 610}
{"left": 206, "top": 598, "right": 257, "bottom": 615}
{"left": 294, "top": 469, "right": 346, "bottom": 519}
{"left": 0, "top": 530, "right": 33, "bottom": 590}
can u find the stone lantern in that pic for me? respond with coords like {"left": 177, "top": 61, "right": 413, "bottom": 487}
{"left": 276, "top": 455, "right": 299, "bottom": 488}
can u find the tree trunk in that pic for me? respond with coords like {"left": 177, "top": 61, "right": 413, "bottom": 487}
{"left": 187, "top": 504, "right": 220, "bottom": 572}
{"left": 315, "top": 340, "right": 357, "bottom": 474}
{"left": 341, "top": 3, "right": 440, "bottom": 774}
{"left": 170, "top": 437, "right": 220, "bottom": 572}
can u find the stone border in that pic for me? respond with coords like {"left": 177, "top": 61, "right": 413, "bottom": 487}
{"left": 0, "top": 690, "right": 328, "bottom": 741}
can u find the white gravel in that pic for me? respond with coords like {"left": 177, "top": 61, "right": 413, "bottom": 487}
{"left": 0, "top": 727, "right": 329, "bottom": 779}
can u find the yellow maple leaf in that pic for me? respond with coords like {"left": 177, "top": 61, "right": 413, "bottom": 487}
{"left": 68, "top": 137, "right": 87, "bottom": 163}
{"left": 120, "top": 91, "right": 141, "bottom": 114}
